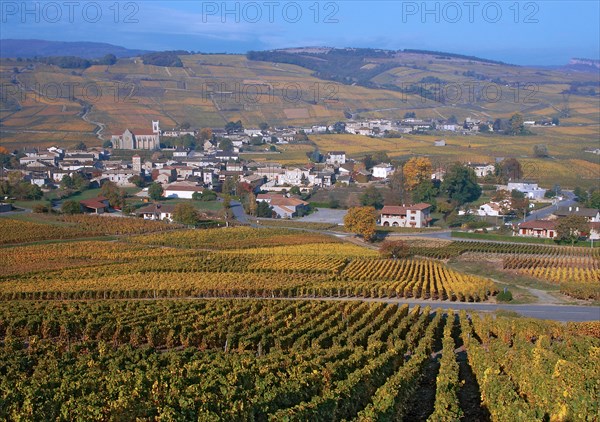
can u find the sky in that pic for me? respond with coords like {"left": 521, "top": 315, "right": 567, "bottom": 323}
{"left": 1, "top": 0, "right": 599, "bottom": 65}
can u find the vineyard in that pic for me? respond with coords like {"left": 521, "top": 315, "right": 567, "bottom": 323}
{"left": 0, "top": 300, "right": 597, "bottom": 420}
{"left": 407, "top": 239, "right": 600, "bottom": 301}
{"left": 0, "top": 235, "right": 497, "bottom": 302}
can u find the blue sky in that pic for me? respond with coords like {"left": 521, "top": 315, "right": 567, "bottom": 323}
{"left": 1, "top": 1, "right": 599, "bottom": 65}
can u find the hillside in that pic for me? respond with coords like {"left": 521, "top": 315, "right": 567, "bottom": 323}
{"left": 0, "top": 48, "right": 598, "bottom": 187}
{"left": 0, "top": 39, "right": 151, "bottom": 59}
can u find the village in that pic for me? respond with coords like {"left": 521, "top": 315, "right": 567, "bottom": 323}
{"left": 1, "top": 118, "right": 598, "bottom": 242}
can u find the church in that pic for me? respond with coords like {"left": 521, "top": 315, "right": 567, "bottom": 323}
{"left": 111, "top": 121, "right": 161, "bottom": 150}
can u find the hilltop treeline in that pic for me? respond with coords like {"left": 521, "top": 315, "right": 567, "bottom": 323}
{"left": 38, "top": 54, "right": 117, "bottom": 69}
{"left": 140, "top": 51, "right": 190, "bottom": 67}
{"left": 247, "top": 49, "right": 398, "bottom": 86}
{"left": 403, "top": 49, "right": 510, "bottom": 65}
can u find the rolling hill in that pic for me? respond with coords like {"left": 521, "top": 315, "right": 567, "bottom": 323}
{"left": 0, "top": 46, "right": 598, "bottom": 187}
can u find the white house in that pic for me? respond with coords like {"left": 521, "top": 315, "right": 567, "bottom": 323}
{"left": 469, "top": 163, "right": 495, "bottom": 178}
{"left": 164, "top": 182, "right": 204, "bottom": 199}
{"left": 372, "top": 163, "right": 394, "bottom": 179}
{"left": 326, "top": 151, "right": 346, "bottom": 165}
{"left": 136, "top": 203, "right": 176, "bottom": 222}
{"left": 380, "top": 203, "right": 432, "bottom": 228}
{"left": 506, "top": 181, "right": 547, "bottom": 200}
{"left": 476, "top": 202, "right": 506, "bottom": 217}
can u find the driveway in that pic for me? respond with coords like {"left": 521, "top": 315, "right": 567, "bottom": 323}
{"left": 298, "top": 208, "right": 347, "bottom": 224}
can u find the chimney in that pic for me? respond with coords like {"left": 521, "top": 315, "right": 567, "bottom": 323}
{"left": 576, "top": 207, "right": 579, "bottom": 212}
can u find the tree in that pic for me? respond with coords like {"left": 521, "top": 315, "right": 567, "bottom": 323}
{"left": 71, "top": 173, "right": 89, "bottom": 191}
{"left": 362, "top": 155, "right": 374, "bottom": 170}
{"left": 259, "top": 122, "right": 269, "bottom": 131}
{"left": 60, "top": 174, "right": 74, "bottom": 190}
{"left": 101, "top": 181, "right": 125, "bottom": 209}
{"left": 102, "top": 139, "right": 113, "bottom": 148}
{"left": 61, "top": 200, "right": 81, "bottom": 214}
{"left": 588, "top": 190, "right": 600, "bottom": 209}
{"left": 533, "top": 144, "right": 549, "bottom": 158}
{"left": 198, "top": 128, "right": 213, "bottom": 141}
{"left": 290, "top": 186, "right": 301, "bottom": 196}
{"left": 360, "top": 185, "right": 384, "bottom": 209}
{"left": 256, "top": 201, "right": 273, "bottom": 218}
{"left": 496, "top": 158, "right": 522, "bottom": 182}
{"left": 328, "top": 194, "right": 340, "bottom": 209}
{"left": 555, "top": 215, "right": 589, "bottom": 246}
{"left": 333, "top": 122, "right": 346, "bottom": 134}
{"left": 478, "top": 123, "right": 490, "bottom": 133}
{"left": 379, "top": 240, "right": 412, "bottom": 259}
{"left": 219, "top": 138, "right": 234, "bottom": 152}
{"left": 148, "top": 182, "right": 164, "bottom": 201}
{"left": 222, "top": 176, "right": 237, "bottom": 195}
{"left": 344, "top": 206, "right": 377, "bottom": 242}
{"left": 128, "top": 175, "right": 145, "bottom": 188}
{"left": 179, "top": 121, "right": 191, "bottom": 130}
{"left": 447, "top": 115, "right": 458, "bottom": 124}
{"left": 510, "top": 189, "right": 529, "bottom": 218}
{"left": 573, "top": 186, "right": 588, "bottom": 203}
{"left": 508, "top": 113, "right": 525, "bottom": 135}
{"left": 246, "top": 192, "right": 258, "bottom": 216}
{"left": 440, "top": 163, "right": 482, "bottom": 205}
{"left": 73, "top": 142, "right": 87, "bottom": 151}
{"left": 225, "top": 120, "right": 243, "bottom": 134}
{"left": 403, "top": 157, "right": 432, "bottom": 191}
{"left": 404, "top": 112, "right": 416, "bottom": 119}
{"left": 388, "top": 169, "right": 407, "bottom": 204}
{"left": 411, "top": 179, "right": 438, "bottom": 206}
{"left": 372, "top": 151, "right": 389, "bottom": 165}
{"left": 551, "top": 117, "right": 560, "bottom": 126}
{"left": 173, "top": 203, "right": 200, "bottom": 226}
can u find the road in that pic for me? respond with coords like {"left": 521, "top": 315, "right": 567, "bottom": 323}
{"left": 520, "top": 190, "right": 576, "bottom": 223}
{"left": 230, "top": 200, "right": 250, "bottom": 224}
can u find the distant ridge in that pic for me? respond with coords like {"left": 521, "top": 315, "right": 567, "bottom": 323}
{"left": 0, "top": 39, "right": 152, "bottom": 59}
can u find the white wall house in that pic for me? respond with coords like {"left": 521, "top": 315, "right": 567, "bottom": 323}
{"left": 372, "top": 163, "right": 394, "bottom": 179}
{"left": 380, "top": 204, "right": 432, "bottom": 228}
{"left": 506, "top": 181, "right": 547, "bottom": 200}
{"left": 326, "top": 151, "right": 346, "bottom": 165}
{"left": 164, "top": 182, "right": 204, "bottom": 199}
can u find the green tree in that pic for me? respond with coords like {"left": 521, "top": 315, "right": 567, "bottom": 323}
{"left": 73, "top": 142, "right": 87, "bottom": 150}
{"left": 440, "top": 163, "right": 481, "bottom": 205}
{"left": 173, "top": 203, "right": 200, "bottom": 226}
{"left": 587, "top": 190, "right": 600, "bottom": 209}
{"left": 344, "top": 206, "right": 377, "bottom": 242}
{"left": 256, "top": 201, "right": 273, "bottom": 218}
{"left": 555, "top": 215, "right": 590, "bottom": 246}
{"left": 259, "top": 122, "right": 269, "bottom": 131}
{"left": 148, "top": 182, "right": 164, "bottom": 201}
{"left": 71, "top": 173, "right": 89, "bottom": 191}
{"left": 219, "top": 138, "right": 234, "bottom": 152}
{"left": 60, "top": 174, "right": 74, "bottom": 190}
{"left": 360, "top": 185, "right": 384, "bottom": 209}
{"left": 411, "top": 179, "right": 438, "bottom": 206}
{"left": 61, "top": 200, "right": 81, "bottom": 214}
{"left": 573, "top": 186, "right": 588, "bottom": 203}
{"left": 290, "top": 186, "right": 301, "bottom": 196}
{"left": 496, "top": 158, "right": 522, "bottom": 182}
{"left": 102, "top": 139, "right": 113, "bottom": 148}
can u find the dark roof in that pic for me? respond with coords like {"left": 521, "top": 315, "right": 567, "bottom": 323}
{"left": 554, "top": 206, "right": 599, "bottom": 218}
{"left": 136, "top": 203, "right": 177, "bottom": 214}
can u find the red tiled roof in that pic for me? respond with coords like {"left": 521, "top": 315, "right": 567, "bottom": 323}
{"left": 80, "top": 196, "right": 109, "bottom": 209}
{"left": 519, "top": 220, "right": 556, "bottom": 230}
{"left": 381, "top": 203, "right": 431, "bottom": 215}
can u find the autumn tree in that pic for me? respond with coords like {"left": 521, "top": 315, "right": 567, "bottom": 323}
{"left": 403, "top": 157, "right": 432, "bottom": 191}
{"left": 508, "top": 113, "right": 526, "bottom": 135}
{"left": 379, "top": 240, "right": 412, "bottom": 259}
{"left": 555, "top": 215, "right": 590, "bottom": 246}
{"left": 344, "top": 206, "right": 377, "bottom": 242}
{"left": 100, "top": 181, "right": 125, "bottom": 209}
{"left": 496, "top": 158, "right": 522, "bottom": 182}
{"left": 198, "top": 128, "right": 213, "bottom": 141}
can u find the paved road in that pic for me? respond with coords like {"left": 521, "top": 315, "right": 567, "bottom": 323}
{"left": 520, "top": 190, "right": 576, "bottom": 223}
{"left": 230, "top": 200, "right": 250, "bottom": 224}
